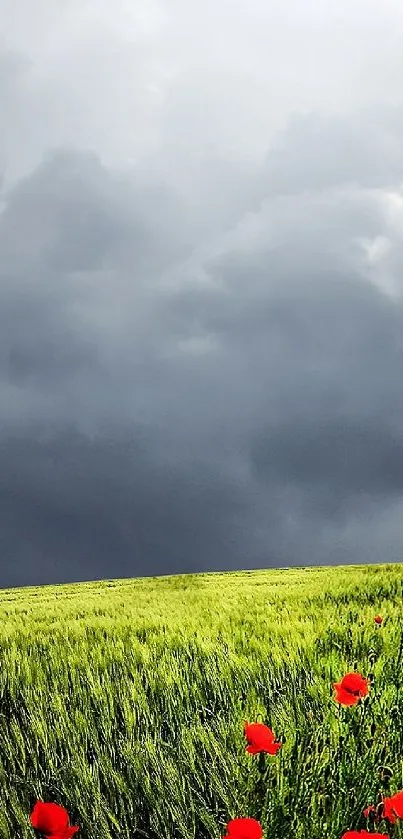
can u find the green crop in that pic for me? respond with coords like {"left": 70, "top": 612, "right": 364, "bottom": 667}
{"left": 0, "top": 563, "right": 401, "bottom": 839}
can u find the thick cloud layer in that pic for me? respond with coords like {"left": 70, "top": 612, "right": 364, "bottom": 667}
{"left": 1, "top": 1, "right": 403, "bottom": 586}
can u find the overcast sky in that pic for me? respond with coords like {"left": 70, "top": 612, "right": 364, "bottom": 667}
{"left": 2, "top": 0, "right": 403, "bottom": 588}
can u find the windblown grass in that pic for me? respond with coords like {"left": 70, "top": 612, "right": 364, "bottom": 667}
{"left": 0, "top": 563, "right": 402, "bottom": 839}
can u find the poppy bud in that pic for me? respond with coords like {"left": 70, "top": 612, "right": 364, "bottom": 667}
{"left": 87, "top": 745, "right": 97, "bottom": 766}
{"left": 365, "top": 808, "right": 375, "bottom": 821}
{"left": 378, "top": 765, "right": 393, "bottom": 782}
{"left": 376, "top": 801, "right": 385, "bottom": 819}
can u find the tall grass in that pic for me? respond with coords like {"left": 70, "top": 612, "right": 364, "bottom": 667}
{"left": 0, "top": 563, "right": 402, "bottom": 839}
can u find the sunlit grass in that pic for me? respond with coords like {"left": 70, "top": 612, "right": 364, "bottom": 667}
{"left": 0, "top": 563, "right": 402, "bottom": 839}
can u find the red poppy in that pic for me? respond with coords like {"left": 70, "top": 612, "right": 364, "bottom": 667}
{"left": 333, "top": 672, "right": 369, "bottom": 706}
{"left": 383, "top": 791, "right": 403, "bottom": 823}
{"left": 244, "top": 722, "right": 282, "bottom": 755}
{"left": 30, "top": 802, "right": 80, "bottom": 839}
{"left": 341, "top": 832, "right": 389, "bottom": 839}
{"left": 222, "top": 818, "right": 263, "bottom": 839}
{"left": 363, "top": 791, "right": 403, "bottom": 824}
{"left": 374, "top": 616, "right": 383, "bottom": 625}
{"left": 363, "top": 805, "right": 378, "bottom": 820}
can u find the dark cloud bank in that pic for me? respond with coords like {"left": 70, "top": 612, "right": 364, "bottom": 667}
{"left": 2, "top": 75, "right": 403, "bottom": 586}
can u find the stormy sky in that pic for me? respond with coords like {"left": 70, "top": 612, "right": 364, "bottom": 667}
{"left": 2, "top": 0, "right": 403, "bottom": 588}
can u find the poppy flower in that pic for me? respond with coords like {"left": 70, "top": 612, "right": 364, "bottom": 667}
{"left": 30, "top": 802, "right": 80, "bottom": 839}
{"left": 341, "top": 832, "right": 389, "bottom": 839}
{"left": 363, "top": 805, "right": 378, "bottom": 820}
{"left": 383, "top": 791, "right": 403, "bottom": 823}
{"left": 222, "top": 818, "right": 263, "bottom": 839}
{"left": 374, "top": 616, "right": 383, "bottom": 625}
{"left": 363, "top": 791, "right": 403, "bottom": 824}
{"left": 333, "top": 672, "right": 369, "bottom": 706}
{"left": 244, "top": 722, "right": 282, "bottom": 755}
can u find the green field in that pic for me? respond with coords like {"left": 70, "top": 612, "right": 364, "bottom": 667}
{"left": 1, "top": 563, "right": 402, "bottom": 839}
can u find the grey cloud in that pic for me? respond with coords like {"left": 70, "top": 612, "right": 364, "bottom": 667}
{"left": 250, "top": 419, "right": 403, "bottom": 521}
{"left": 3, "top": 139, "right": 403, "bottom": 584}
{"left": 0, "top": 149, "right": 194, "bottom": 275}
{"left": 259, "top": 106, "right": 403, "bottom": 197}
{"left": 0, "top": 424, "right": 260, "bottom": 587}
{"left": 2, "top": 0, "right": 403, "bottom": 586}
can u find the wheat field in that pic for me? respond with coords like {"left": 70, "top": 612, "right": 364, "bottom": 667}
{"left": 0, "top": 563, "right": 402, "bottom": 839}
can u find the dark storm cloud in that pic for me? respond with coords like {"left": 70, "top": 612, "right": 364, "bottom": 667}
{"left": 158, "top": 185, "right": 403, "bottom": 535}
{"left": 0, "top": 425, "right": 256, "bottom": 586}
{"left": 250, "top": 419, "right": 403, "bottom": 520}
{"left": 3, "top": 0, "right": 403, "bottom": 585}
{"left": 3, "top": 136, "right": 403, "bottom": 584}
{"left": 0, "top": 148, "right": 273, "bottom": 585}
